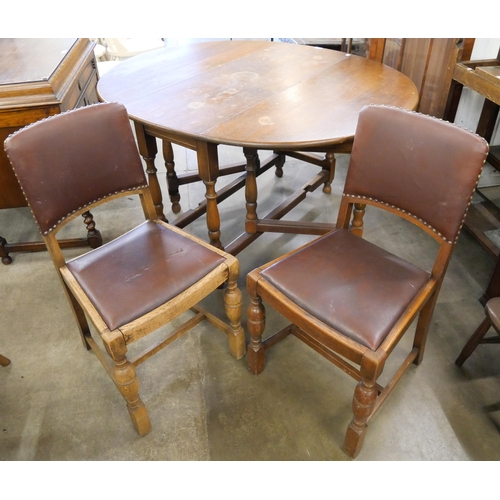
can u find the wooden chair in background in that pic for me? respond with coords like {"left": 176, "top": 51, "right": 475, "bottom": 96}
{"left": 4, "top": 102, "right": 246, "bottom": 435}
{"left": 456, "top": 297, "right": 500, "bottom": 366}
{"left": 246, "top": 105, "right": 489, "bottom": 458}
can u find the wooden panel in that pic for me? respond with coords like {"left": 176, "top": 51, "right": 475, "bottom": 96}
{"left": 0, "top": 126, "right": 29, "bottom": 207}
{"left": 399, "top": 38, "right": 432, "bottom": 95}
{"left": 0, "top": 108, "right": 59, "bottom": 207}
{"left": 368, "top": 38, "right": 460, "bottom": 118}
{"left": 419, "top": 38, "right": 460, "bottom": 118}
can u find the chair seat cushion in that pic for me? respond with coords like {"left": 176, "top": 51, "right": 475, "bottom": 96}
{"left": 66, "top": 221, "right": 225, "bottom": 330}
{"left": 260, "top": 228, "right": 431, "bottom": 350}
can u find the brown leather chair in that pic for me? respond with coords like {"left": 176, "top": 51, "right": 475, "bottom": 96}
{"left": 246, "top": 104, "right": 489, "bottom": 458}
{"left": 456, "top": 297, "right": 500, "bottom": 366}
{"left": 0, "top": 354, "right": 10, "bottom": 366}
{"left": 4, "top": 102, "right": 246, "bottom": 436}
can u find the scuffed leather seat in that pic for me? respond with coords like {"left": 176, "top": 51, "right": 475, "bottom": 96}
{"left": 4, "top": 102, "right": 245, "bottom": 436}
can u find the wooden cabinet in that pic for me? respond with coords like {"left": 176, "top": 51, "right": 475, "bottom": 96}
{"left": 0, "top": 38, "right": 101, "bottom": 264}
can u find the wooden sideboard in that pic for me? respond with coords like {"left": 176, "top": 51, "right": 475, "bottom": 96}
{"left": 0, "top": 38, "right": 102, "bottom": 264}
{"left": 445, "top": 44, "right": 500, "bottom": 259}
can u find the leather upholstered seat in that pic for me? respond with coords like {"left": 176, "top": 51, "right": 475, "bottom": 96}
{"left": 246, "top": 104, "right": 489, "bottom": 458}
{"left": 66, "top": 220, "right": 225, "bottom": 331}
{"left": 4, "top": 102, "right": 246, "bottom": 436}
{"left": 260, "top": 228, "right": 431, "bottom": 350}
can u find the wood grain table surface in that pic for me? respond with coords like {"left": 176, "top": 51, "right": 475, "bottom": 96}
{"left": 97, "top": 40, "right": 419, "bottom": 252}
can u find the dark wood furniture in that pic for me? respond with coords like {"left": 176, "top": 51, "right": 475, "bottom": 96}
{"left": 367, "top": 38, "right": 461, "bottom": 118}
{"left": 456, "top": 297, "right": 500, "bottom": 367}
{"left": 246, "top": 105, "right": 489, "bottom": 458}
{"left": 4, "top": 102, "right": 245, "bottom": 435}
{"left": 0, "top": 38, "right": 102, "bottom": 264}
{"left": 97, "top": 40, "right": 419, "bottom": 254}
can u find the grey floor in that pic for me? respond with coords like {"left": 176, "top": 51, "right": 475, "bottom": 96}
{"left": 1, "top": 142, "right": 500, "bottom": 462}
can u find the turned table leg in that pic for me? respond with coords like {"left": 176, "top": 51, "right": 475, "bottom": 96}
{"left": 322, "top": 151, "right": 336, "bottom": 194}
{"left": 134, "top": 123, "right": 167, "bottom": 221}
{"left": 163, "top": 140, "right": 181, "bottom": 214}
{"left": 197, "top": 141, "right": 223, "bottom": 249}
{"left": 244, "top": 147, "right": 259, "bottom": 234}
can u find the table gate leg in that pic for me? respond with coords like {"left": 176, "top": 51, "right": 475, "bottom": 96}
{"left": 244, "top": 147, "right": 259, "bottom": 234}
{"left": 134, "top": 123, "right": 167, "bottom": 222}
{"left": 163, "top": 140, "right": 181, "bottom": 214}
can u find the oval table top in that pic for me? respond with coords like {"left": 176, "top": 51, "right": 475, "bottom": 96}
{"left": 97, "top": 40, "right": 419, "bottom": 151}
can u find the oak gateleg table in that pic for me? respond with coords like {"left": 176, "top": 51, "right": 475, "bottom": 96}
{"left": 97, "top": 40, "right": 418, "bottom": 254}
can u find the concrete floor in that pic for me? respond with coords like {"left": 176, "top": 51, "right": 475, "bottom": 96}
{"left": 2, "top": 142, "right": 500, "bottom": 462}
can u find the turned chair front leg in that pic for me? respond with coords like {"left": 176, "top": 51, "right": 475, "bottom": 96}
{"left": 224, "top": 273, "right": 246, "bottom": 360}
{"left": 247, "top": 294, "right": 266, "bottom": 375}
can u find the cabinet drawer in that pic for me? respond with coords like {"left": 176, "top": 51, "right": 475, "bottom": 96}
{"left": 63, "top": 80, "right": 82, "bottom": 110}
{"left": 62, "top": 59, "right": 98, "bottom": 110}
{"left": 75, "top": 72, "right": 99, "bottom": 108}
{"left": 78, "top": 59, "right": 95, "bottom": 91}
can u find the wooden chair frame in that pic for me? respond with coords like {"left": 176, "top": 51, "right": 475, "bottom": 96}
{"left": 246, "top": 105, "right": 489, "bottom": 457}
{"left": 4, "top": 103, "right": 246, "bottom": 436}
{"left": 456, "top": 298, "right": 500, "bottom": 367}
{"left": 247, "top": 195, "right": 451, "bottom": 456}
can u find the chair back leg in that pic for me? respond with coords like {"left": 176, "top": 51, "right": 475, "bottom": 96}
{"left": 455, "top": 316, "right": 492, "bottom": 367}
{"left": 412, "top": 290, "right": 439, "bottom": 365}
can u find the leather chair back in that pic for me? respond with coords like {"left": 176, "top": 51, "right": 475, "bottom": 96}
{"left": 4, "top": 103, "right": 146, "bottom": 235}
{"left": 345, "top": 105, "right": 489, "bottom": 243}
